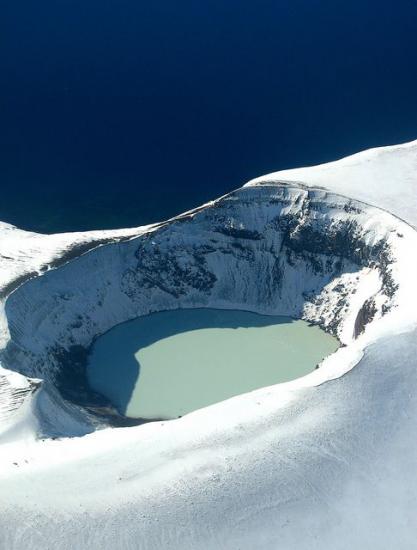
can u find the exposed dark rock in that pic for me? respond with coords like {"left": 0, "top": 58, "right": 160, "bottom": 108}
{"left": 354, "top": 298, "right": 378, "bottom": 338}
{"left": 214, "top": 226, "right": 263, "bottom": 240}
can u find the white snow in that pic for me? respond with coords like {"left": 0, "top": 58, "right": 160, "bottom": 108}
{"left": 1, "top": 139, "right": 417, "bottom": 549}
{"left": 246, "top": 138, "right": 417, "bottom": 228}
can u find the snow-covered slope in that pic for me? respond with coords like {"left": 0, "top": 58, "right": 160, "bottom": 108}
{"left": 1, "top": 139, "right": 417, "bottom": 549}
{"left": 247, "top": 138, "right": 417, "bottom": 227}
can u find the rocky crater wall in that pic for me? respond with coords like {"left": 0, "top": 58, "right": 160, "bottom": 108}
{"left": 0, "top": 183, "right": 409, "bottom": 433}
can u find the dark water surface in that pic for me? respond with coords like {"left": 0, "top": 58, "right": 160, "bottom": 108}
{"left": 1, "top": 1, "right": 417, "bottom": 233}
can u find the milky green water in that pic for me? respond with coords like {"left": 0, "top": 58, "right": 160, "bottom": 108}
{"left": 87, "top": 308, "right": 338, "bottom": 420}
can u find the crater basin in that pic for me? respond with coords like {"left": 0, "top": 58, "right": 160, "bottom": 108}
{"left": 86, "top": 308, "right": 339, "bottom": 420}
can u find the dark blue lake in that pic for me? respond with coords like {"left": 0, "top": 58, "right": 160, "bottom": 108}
{"left": 1, "top": 1, "right": 417, "bottom": 233}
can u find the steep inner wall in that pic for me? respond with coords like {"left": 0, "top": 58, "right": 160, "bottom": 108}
{"left": 0, "top": 184, "right": 407, "bottom": 433}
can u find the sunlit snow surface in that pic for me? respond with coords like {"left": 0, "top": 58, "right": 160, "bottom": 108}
{"left": 1, "top": 139, "right": 417, "bottom": 549}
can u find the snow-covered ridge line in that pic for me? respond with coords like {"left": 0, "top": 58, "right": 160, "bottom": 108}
{"left": 2, "top": 182, "right": 417, "bottom": 436}
{"left": 246, "top": 138, "right": 417, "bottom": 228}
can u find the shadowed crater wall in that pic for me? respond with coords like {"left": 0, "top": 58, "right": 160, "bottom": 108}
{"left": 0, "top": 183, "right": 408, "bottom": 435}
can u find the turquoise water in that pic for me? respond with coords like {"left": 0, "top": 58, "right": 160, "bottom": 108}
{"left": 87, "top": 309, "right": 339, "bottom": 420}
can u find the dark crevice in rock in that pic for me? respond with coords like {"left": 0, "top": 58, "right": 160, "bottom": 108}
{"left": 354, "top": 298, "right": 378, "bottom": 338}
